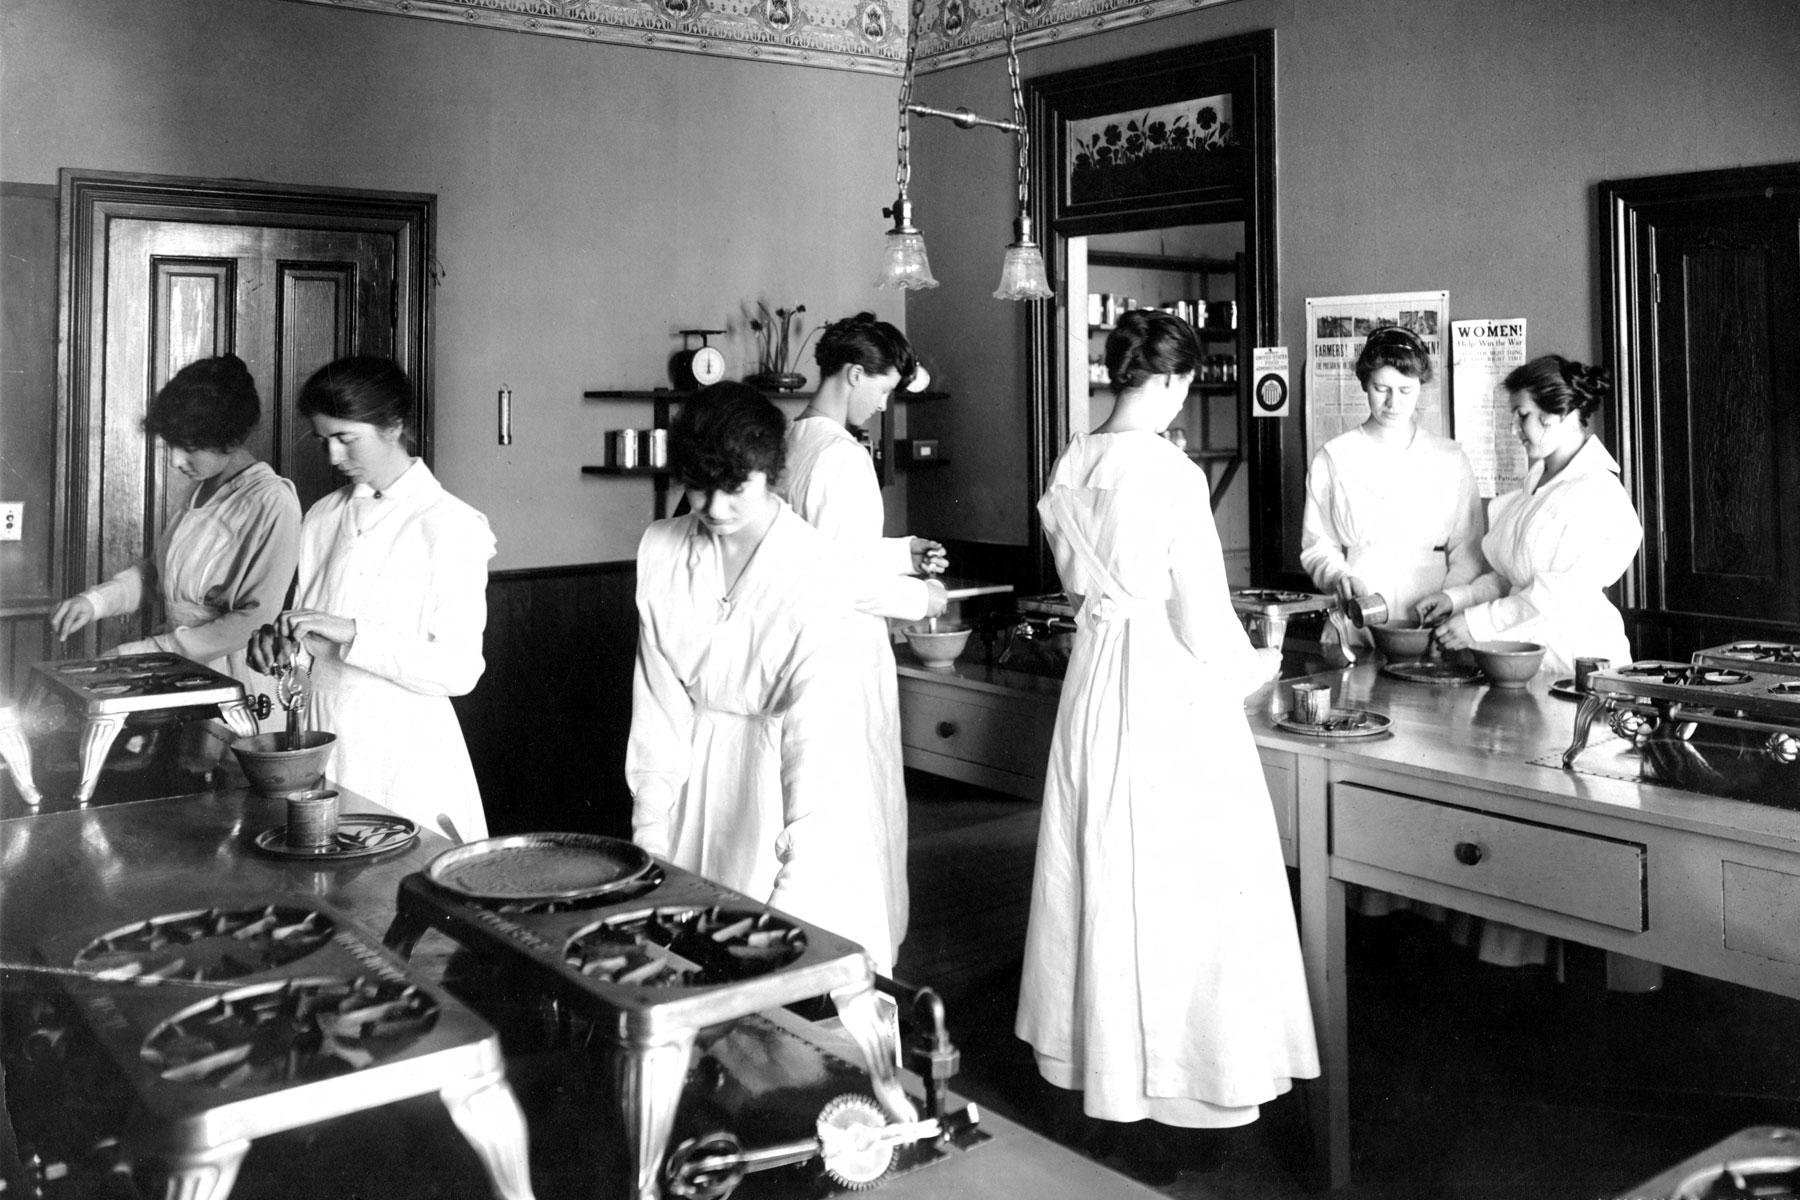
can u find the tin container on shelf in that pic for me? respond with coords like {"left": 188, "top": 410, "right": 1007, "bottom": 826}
{"left": 609, "top": 429, "right": 640, "bottom": 469}
{"left": 641, "top": 428, "right": 668, "bottom": 469}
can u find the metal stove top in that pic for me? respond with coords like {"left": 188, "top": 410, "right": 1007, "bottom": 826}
{"left": 1230, "top": 588, "right": 1337, "bottom": 617}
{"left": 29, "top": 653, "right": 244, "bottom": 716}
{"left": 1693, "top": 641, "right": 1800, "bottom": 675}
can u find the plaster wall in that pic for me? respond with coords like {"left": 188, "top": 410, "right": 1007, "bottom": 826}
{"left": 0, "top": 0, "right": 903, "bottom": 570}
{"left": 904, "top": 0, "right": 1800, "bottom": 559}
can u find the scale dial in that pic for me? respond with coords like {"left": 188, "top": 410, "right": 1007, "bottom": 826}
{"left": 671, "top": 331, "right": 729, "bottom": 389}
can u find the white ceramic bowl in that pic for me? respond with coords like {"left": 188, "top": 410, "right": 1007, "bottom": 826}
{"left": 1469, "top": 641, "right": 1546, "bottom": 688}
{"left": 903, "top": 623, "right": 972, "bottom": 672}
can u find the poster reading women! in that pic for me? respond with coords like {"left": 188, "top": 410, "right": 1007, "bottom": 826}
{"left": 1450, "top": 319, "right": 1530, "bottom": 497}
{"left": 1304, "top": 291, "right": 1449, "bottom": 459}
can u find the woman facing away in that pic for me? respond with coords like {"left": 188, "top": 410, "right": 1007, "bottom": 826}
{"left": 1300, "top": 324, "right": 1484, "bottom": 639}
{"left": 783, "top": 312, "right": 948, "bottom": 960}
{"left": 248, "top": 356, "right": 495, "bottom": 843}
{"left": 1016, "top": 310, "right": 1318, "bottom": 1185}
{"left": 51, "top": 354, "right": 300, "bottom": 723}
{"left": 628, "top": 382, "right": 901, "bottom": 972}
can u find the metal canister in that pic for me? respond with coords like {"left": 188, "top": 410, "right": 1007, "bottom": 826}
{"left": 610, "top": 429, "right": 639, "bottom": 469}
{"left": 1574, "top": 656, "right": 1610, "bottom": 693}
{"left": 642, "top": 428, "right": 668, "bottom": 469}
{"left": 1346, "top": 593, "right": 1390, "bottom": 628}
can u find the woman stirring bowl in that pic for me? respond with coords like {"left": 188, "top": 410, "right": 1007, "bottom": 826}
{"left": 247, "top": 356, "right": 496, "bottom": 843}
{"left": 51, "top": 354, "right": 300, "bottom": 724}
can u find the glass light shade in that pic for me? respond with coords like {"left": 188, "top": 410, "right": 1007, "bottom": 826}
{"left": 993, "top": 241, "right": 1054, "bottom": 301}
{"left": 876, "top": 229, "right": 939, "bottom": 290}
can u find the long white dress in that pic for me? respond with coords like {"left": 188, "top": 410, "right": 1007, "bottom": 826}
{"left": 1300, "top": 426, "right": 1484, "bottom": 632}
{"left": 783, "top": 415, "right": 934, "bottom": 956}
{"left": 83, "top": 462, "right": 300, "bottom": 718}
{"left": 1444, "top": 435, "right": 1641, "bottom": 676}
{"left": 295, "top": 460, "right": 495, "bottom": 842}
{"left": 627, "top": 503, "right": 899, "bottom": 972}
{"left": 1016, "top": 432, "right": 1318, "bottom": 1127}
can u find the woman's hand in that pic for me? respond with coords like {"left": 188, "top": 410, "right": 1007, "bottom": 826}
{"left": 246, "top": 624, "right": 297, "bottom": 676}
{"left": 1415, "top": 591, "right": 1457, "bottom": 626}
{"left": 50, "top": 596, "right": 97, "bottom": 642}
{"left": 922, "top": 578, "right": 949, "bottom": 619}
{"left": 1335, "top": 575, "right": 1369, "bottom": 602}
{"left": 1431, "top": 613, "right": 1474, "bottom": 652}
{"left": 277, "top": 609, "right": 357, "bottom": 649}
{"left": 910, "top": 538, "right": 949, "bottom": 577}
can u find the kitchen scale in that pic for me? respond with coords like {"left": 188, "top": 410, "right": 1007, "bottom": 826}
{"left": 20, "top": 653, "right": 261, "bottom": 805}
{"left": 21, "top": 897, "right": 535, "bottom": 1200}
{"left": 382, "top": 835, "right": 986, "bottom": 1200}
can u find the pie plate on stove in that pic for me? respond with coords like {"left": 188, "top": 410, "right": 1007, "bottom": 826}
{"left": 424, "top": 832, "right": 654, "bottom": 903}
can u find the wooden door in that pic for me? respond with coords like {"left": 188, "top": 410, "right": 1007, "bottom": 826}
{"left": 60, "top": 171, "right": 433, "bottom": 653}
{"left": 1605, "top": 165, "right": 1800, "bottom": 657}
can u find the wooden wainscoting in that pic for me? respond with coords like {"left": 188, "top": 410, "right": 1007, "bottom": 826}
{"left": 453, "top": 561, "right": 639, "bottom": 838}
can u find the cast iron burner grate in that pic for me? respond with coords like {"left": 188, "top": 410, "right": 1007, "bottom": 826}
{"left": 74, "top": 904, "right": 335, "bottom": 983}
{"left": 1612, "top": 663, "right": 1752, "bottom": 687}
{"left": 142, "top": 975, "right": 439, "bottom": 1088}
{"left": 563, "top": 905, "right": 805, "bottom": 987}
{"left": 1714, "top": 641, "right": 1800, "bottom": 664}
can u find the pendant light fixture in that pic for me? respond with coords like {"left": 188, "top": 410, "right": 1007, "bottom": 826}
{"left": 876, "top": 0, "right": 1054, "bottom": 302}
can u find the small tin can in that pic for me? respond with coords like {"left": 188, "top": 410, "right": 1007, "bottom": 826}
{"left": 610, "top": 429, "right": 640, "bottom": 469}
{"left": 642, "top": 428, "right": 668, "bottom": 469}
{"left": 1574, "top": 657, "right": 1610, "bottom": 693}
{"left": 286, "top": 788, "right": 340, "bottom": 849}
{"left": 1346, "top": 593, "right": 1390, "bottom": 629}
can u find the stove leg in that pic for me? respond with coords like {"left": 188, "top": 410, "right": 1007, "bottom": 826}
{"left": 382, "top": 907, "right": 433, "bottom": 960}
{"left": 609, "top": 1031, "right": 699, "bottom": 1200}
{"left": 139, "top": 1138, "right": 250, "bottom": 1200}
{"left": 1561, "top": 695, "right": 1603, "bottom": 769}
{"left": 0, "top": 706, "right": 42, "bottom": 806}
{"left": 215, "top": 697, "right": 258, "bottom": 741}
{"left": 443, "top": 1071, "right": 536, "bottom": 1200}
{"left": 830, "top": 982, "right": 918, "bottom": 1124}
{"left": 74, "top": 712, "right": 127, "bottom": 806}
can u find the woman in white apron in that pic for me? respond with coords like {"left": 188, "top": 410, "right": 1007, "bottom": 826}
{"left": 1016, "top": 311, "right": 1317, "bottom": 1184}
{"left": 50, "top": 354, "right": 300, "bottom": 730}
{"left": 628, "top": 383, "right": 897, "bottom": 970}
{"left": 1300, "top": 325, "right": 1485, "bottom": 640}
{"left": 782, "top": 313, "right": 948, "bottom": 960}
{"left": 247, "top": 357, "right": 495, "bottom": 843}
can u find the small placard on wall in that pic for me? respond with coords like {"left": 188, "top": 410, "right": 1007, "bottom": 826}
{"left": 1253, "top": 347, "right": 1290, "bottom": 418}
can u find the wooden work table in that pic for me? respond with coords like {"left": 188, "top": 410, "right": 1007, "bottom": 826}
{"left": 896, "top": 651, "right": 1800, "bottom": 1190}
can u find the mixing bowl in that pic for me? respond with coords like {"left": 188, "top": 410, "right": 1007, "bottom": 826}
{"left": 1369, "top": 621, "right": 1433, "bottom": 661}
{"left": 230, "top": 731, "right": 337, "bottom": 797}
{"left": 903, "top": 623, "right": 972, "bottom": 672}
{"left": 1469, "top": 641, "right": 1546, "bottom": 688}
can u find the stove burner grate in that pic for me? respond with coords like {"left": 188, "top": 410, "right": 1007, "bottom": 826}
{"left": 74, "top": 904, "right": 335, "bottom": 983}
{"left": 1716, "top": 641, "right": 1800, "bottom": 664}
{"left": 1613, "top": 663, "right": 1752, "bottom": 687}
{"left": 141, "top": 976, "right": 440, "bottom": 1088}
{"left": 564, "top": 905, "right": 805, "bottom": 988}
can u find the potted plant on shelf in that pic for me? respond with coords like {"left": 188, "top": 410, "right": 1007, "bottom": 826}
{"left": 745, "top": 303, "right": 813, "bottom": 391}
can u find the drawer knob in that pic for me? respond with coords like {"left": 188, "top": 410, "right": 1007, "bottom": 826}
{"left": 936, "top": 721, "right": 958, "bottom": 739}
{"left": 1453, "top": 841, "right": 1484, "bottom": 866}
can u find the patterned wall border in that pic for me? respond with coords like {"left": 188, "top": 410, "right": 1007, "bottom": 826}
{"left": 277, "top": 0, "right": 1242, "bottom": 76}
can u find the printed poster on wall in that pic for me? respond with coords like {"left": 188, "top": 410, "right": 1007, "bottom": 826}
{"left": 1450, "top": 319, "right": 1530, "bottom": 497}
{"left": 1304, "top": 291, "right": 1449, "bottom": 459}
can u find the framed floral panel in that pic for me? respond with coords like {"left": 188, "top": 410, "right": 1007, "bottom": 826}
{"left": 1066, "top": 94, "right": 1242, "bottom": 209}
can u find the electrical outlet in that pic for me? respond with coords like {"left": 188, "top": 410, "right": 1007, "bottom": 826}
{"left": 0, "top": 503, "right": 21, "bottom": 542}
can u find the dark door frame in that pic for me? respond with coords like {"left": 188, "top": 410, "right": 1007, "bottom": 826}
{"left": 57, "top": 169, "right": 435, "bottom": 630}
{"left": 1600, "top": 161, "right": 1800, "bottom": 644}
{"left": 1025, "top": 30, "right": 1279, "bottom": 589}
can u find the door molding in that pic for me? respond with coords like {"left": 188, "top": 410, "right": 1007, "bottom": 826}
{"left": 56, "top": 169, "right": 434, "bottom": 644}
{"left": 1601, "top": 161, "right": 1800, "bottom": 649}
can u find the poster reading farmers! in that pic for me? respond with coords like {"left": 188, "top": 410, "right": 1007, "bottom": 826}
{"left": 1066, "top": 94, "right": 1241, "bottom": 207}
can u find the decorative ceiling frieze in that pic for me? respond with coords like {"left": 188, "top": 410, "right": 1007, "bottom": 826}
{"left": 276, "top": 0, "right": 1240, "bottom": 75}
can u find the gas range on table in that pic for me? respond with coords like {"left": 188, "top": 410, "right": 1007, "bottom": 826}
{"left": 1560, "top": 659, "right": 1800, "bottom": 803}
{"left": 382, "top": 834, "right": 985, "bottom": 1200}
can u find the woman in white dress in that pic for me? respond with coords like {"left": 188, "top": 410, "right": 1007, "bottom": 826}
{"left": 247, "top": 357, "right": 495, "bottom": 843}
{"left": 1300, "top": 325, "right": 1484, "bottom": 639}
{"left": 51, "top": 354, "right": 300, "bottom": 723}
{"left": 783, "top": 313, "right": 948, "bottom": 959}
{"left": 1421, "top": 355, "right": 1640, "bottom": 674}
{"left": 629, "top": 383, "right": 899, "bottom": 971}
{"left": 1016, "top": 311, "right": 1318, "bottom": 1183}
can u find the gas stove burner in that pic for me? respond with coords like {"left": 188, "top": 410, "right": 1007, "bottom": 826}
{"left": 141, "top": 976, "right": 440, "bottom": 1088}
{"left": 1716, "top": 641, "right": 1800, "bottom": 664}
{"left": 1235, "top": 589, "right": 1313, "bottom": 604}
{"left": 564, "top": 906, "right": 806, "bottom": 988}
{"left": 1612, "top": 663, "right": 1753, "bottom": 687}
{"left": 74, "top": 905, "right": 335, "bottom": 983}
{"left": 1772, "top": 682, "right": 1800, "bottom": 695}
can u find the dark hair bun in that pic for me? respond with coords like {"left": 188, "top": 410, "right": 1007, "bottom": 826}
{"left": 143, "top": 353, "right": 262, "bottom": 449}
{"left": 1564, "top": 360, "right": 1611, "bottom": 419}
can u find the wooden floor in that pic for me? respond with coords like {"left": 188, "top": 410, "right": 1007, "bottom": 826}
{"left": 894, "top": 769, "right": 1800, "bottom": 1199}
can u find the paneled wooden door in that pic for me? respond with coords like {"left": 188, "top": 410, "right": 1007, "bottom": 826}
{"left": 1604, "top": 165, "right": 1800, "bottom": 657}
{"left": 60, "top": 171, "right": 434, "bottom": 652}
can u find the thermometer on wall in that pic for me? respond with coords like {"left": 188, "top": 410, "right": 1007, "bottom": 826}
{"left": 499, "top": 385, "right": 513, "bottom": 446}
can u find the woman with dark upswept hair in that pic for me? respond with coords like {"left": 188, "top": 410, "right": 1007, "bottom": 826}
{"left": 247, "top": 356, "right": 495, "bottom": 842}
{"left": 628, "top": 382, "right": 901, "bottom": 971}
{"left": 1016, "top": 311, "right": 1317, "bottom": 1184}
{"left": 51, "top": 354, "right": 300, "bottom": 719}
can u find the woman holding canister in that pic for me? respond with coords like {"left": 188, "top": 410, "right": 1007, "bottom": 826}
{"left": 247, "top": 356, "right": 496, "bottom": 843}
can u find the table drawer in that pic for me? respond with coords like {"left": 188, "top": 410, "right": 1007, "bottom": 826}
{"left": 1332, "top": 783, "right": 1647, "bottom": 932}
{"left": 898, "top": 687, "right": 1055, "bottom": 779}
